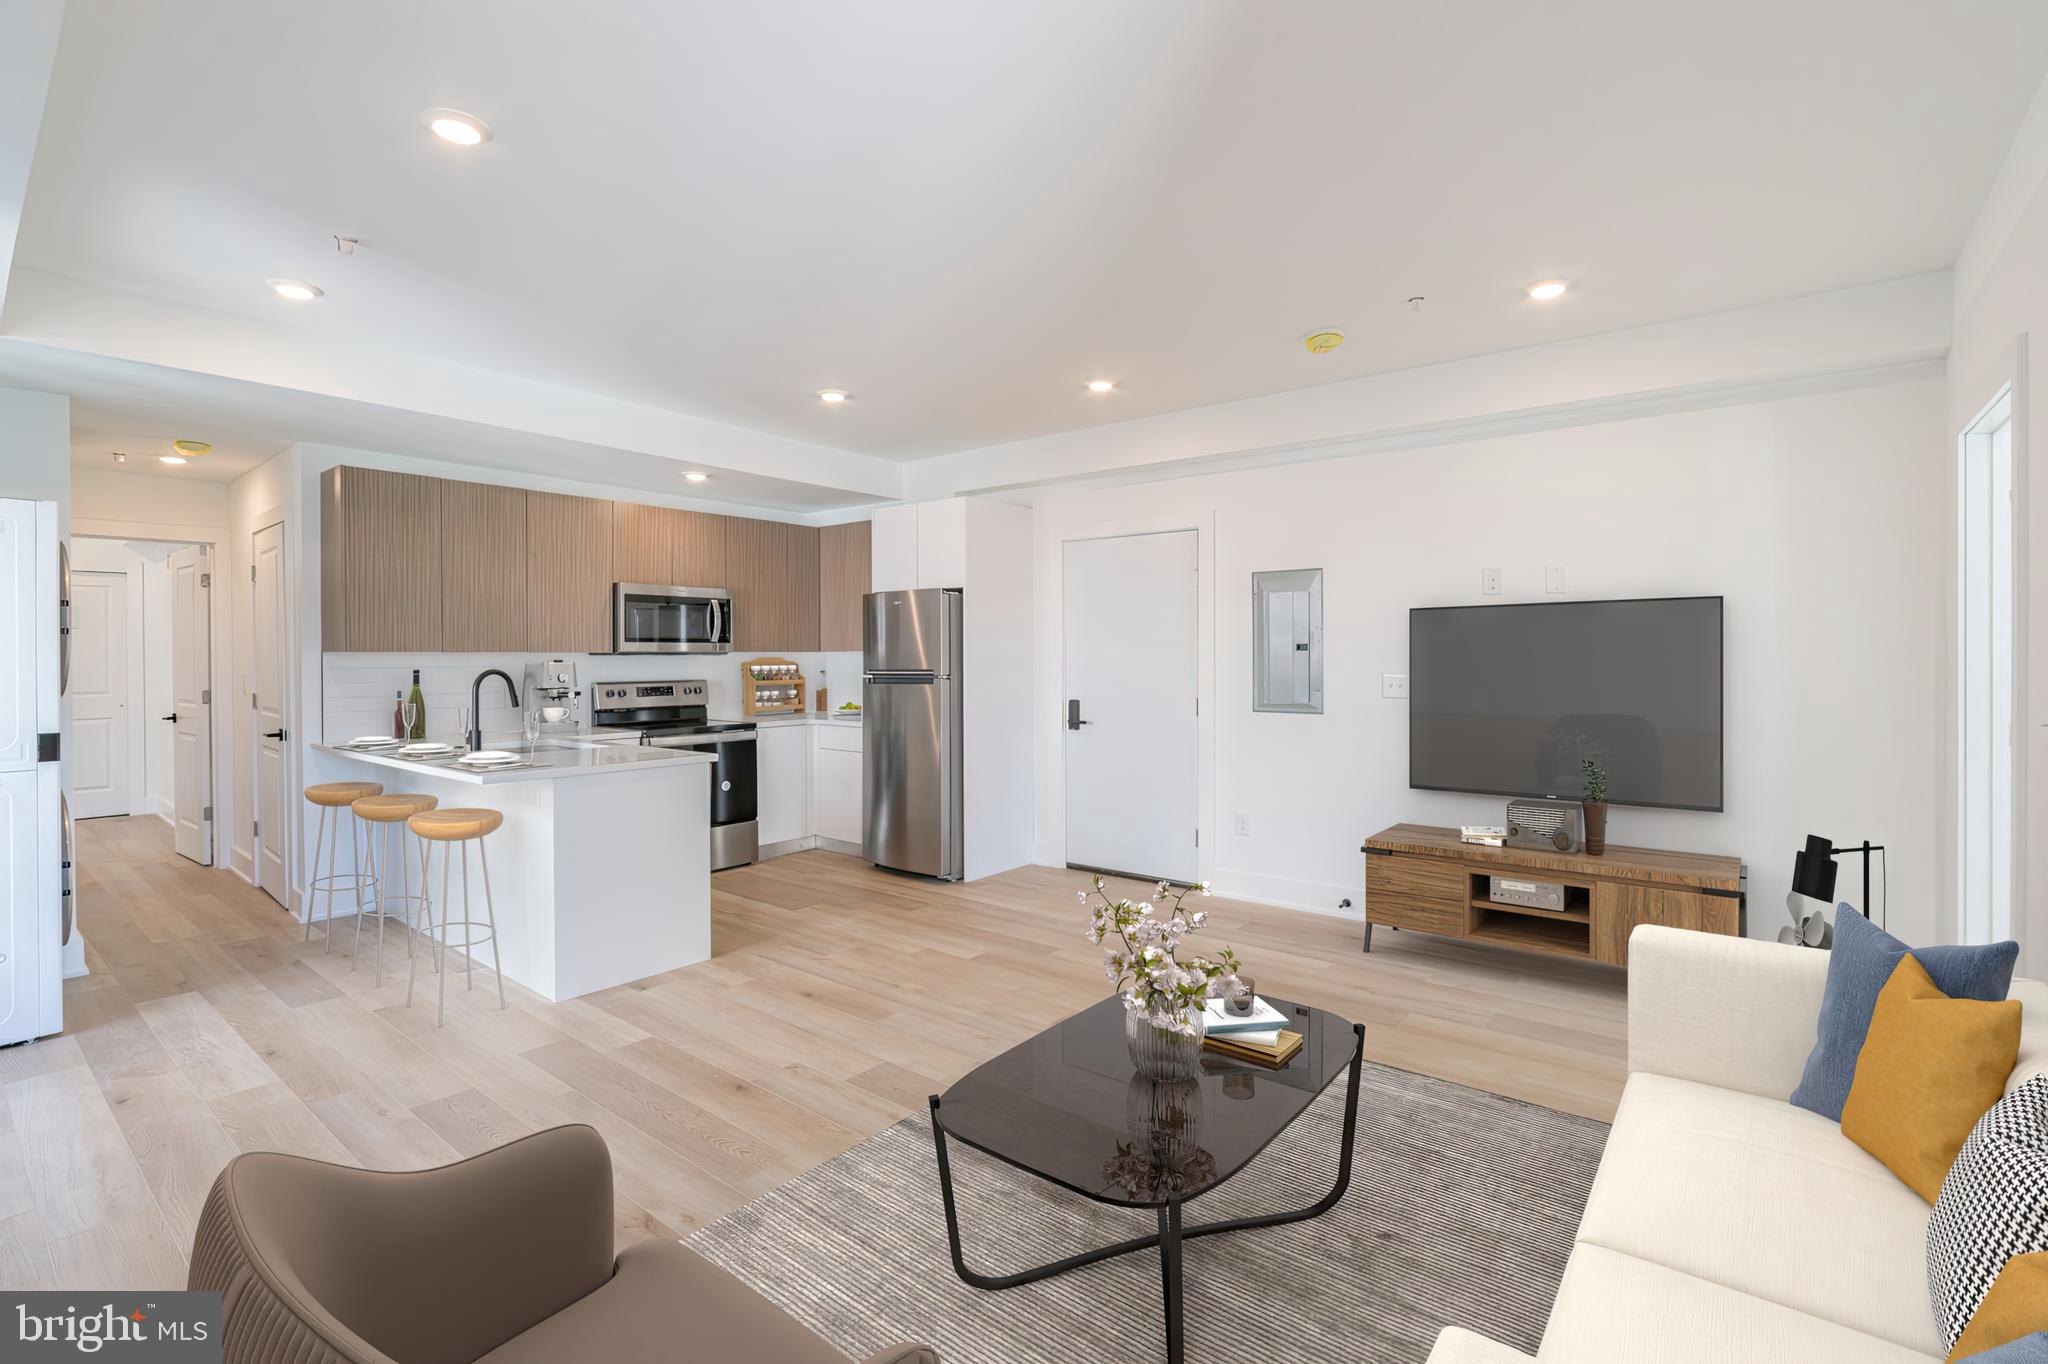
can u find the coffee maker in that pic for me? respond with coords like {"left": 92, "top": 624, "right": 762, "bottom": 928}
{"left": 521, "top": 658, "right": 584, "bottom": 737}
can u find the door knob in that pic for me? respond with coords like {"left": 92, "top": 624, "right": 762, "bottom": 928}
{"left": 161, "top": 713, "right": 178, "bottom": 722}
{"left": 263, "top": 729, "right": 287, "bottom": 740}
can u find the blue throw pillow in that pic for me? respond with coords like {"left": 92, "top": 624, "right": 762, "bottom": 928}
{"left": 1789, "top": 905, "right": 2018, "bottom": 1120}
{"left": 1966, "top": 1333, "right": 2048, "bottom": 1363}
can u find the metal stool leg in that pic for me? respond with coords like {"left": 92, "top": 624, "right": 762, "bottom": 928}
{"left": 406, "top": 831, "right": 432, "bottom": 1008}
{"left": 436, "top": 839, "right": 454, "bottom": 1027}
{"left": 322, "top": 803, "right": 343, "bottom": 953}
{"left": 479, "top": 835, "right": 505, "bottom": 1010}
{"left": 305, "top": 805, "right": 328, "bottom": 944}
{"left": 352, "top": 820, "right": 378, "bottom": 974}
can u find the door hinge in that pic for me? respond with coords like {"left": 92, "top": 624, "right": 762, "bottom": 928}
{"left": 250, "top": 693, "right": 257, "bottom": 709}
{"left": 252, "top": 819, "right": 260, "bottom": 839}
{"left": 202, "top": 804, "right": 213, "bottom": 821}
{"left": 250, "top": 565, "right": 257, "bottom": 581}
{"left": 201, "top": 688, "right": 211, "bottom": 705}
{"left": 200, "top": 572, "right": 211, "bottom": 588}
{"left": 1194, "top": 828, "right": 1200, "bottom": 847}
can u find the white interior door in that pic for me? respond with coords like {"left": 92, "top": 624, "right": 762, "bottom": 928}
{"left": 170, "top": 545, "right": 213, "bottom": 865}
{"left": 1063, "top": 530, "right": 1198, "bottom": 883}
{"left": 67, "top": 570, "right": 129, "bottom": 818}
{"left": 253, "top": 522, "right": 288, "bottom": 906}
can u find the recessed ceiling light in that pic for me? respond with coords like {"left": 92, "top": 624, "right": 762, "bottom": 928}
{"left": 1303, "top": 329, "right": 1345, "bottom": 354}
{"left": 818, "top": 389, "right": 849, "bottom": 404}
{"left": 158, "top": 455, "right": 188, "bottom": 466}
{"left": 268, "top": 278, "right": 323, "bottom": 301}
{"left": 683, "top": 471, "right": 709, "bottom": 483}
{"left": 425, "top": 108, "right": 492, "bottom": 146}
{"left": 1526, "top": 279, "right": 1570, "bottom": 302}
{"left": 1086, "top": 379, "right": 1116, "bottom": 393}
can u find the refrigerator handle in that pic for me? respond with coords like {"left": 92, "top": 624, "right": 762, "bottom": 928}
{"left": 60, "top": 790, "right": 74, "bottom": 946}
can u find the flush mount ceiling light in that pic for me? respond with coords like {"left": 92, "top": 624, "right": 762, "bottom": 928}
{"left": 683, "top": 471, "right": 709, "bottom": 482}
{"left": 172, "top": 439, "right": 213, "bottom": 457}
{"left": 424, "top": 108, "right": 492, "bottom": 146}
{"left": 1526, "top": 279, "right": 1570, "bottom": 302}
{"left": 268, "top": 278, "right": 322, "bottom": 301}
{"left": 1303, "top": 329, "right": 1345, "bottom": 354}
{"left": 112, "top": 452, "right": 127, "bottom": 464}
{"left": 158, "top": 455, "right": 188, "bottom": 466}
{"left": 1085, "top": 379, "right": 1116, "bottom": 393}
{"left": 818, "top": 389, "right": 849, "bottom": 404}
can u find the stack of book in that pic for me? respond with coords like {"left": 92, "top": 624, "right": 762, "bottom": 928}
{"left": 1201, "top": 996, "right": 1305, "bottom": 1068}
{"left": 1459, "top": 824, "right": 1507, "bottom": 847}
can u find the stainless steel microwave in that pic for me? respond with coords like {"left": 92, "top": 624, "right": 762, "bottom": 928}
{"left": 612, "top": 583, "right": 732, "bottom": 654}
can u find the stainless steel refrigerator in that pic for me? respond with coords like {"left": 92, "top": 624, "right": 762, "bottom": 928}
{"left": 862, "top": 587, "right": 963, "bottom": 880}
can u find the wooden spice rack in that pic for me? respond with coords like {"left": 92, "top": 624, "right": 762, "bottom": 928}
{"left": 742, "top": 657, "right": 806, "bottom": 715}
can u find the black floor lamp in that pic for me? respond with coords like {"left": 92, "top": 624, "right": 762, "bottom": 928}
{"left": 1784, "top": 834, "right": 1887, "bottom": 948}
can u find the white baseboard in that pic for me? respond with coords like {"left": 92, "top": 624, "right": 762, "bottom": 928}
{"left": 1207, "top": 867, "right": 1361, "bottom": 920}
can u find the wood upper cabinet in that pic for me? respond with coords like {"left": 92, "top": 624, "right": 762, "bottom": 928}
{"left": 528, "top": 492, "right": 614, "bottom": 653}
{"left": 673, "top": 511, "right": 728, "bottom": 587}
{"left": 611, "top": 502, "right": 676, "bottom": 585}
{"left": 440, "top": 481, "right": 528, "bottom": 651}
{"left": 819, "top": 521, "right": 871, "bottom": 651}
{"left": 729, "top": 519, "right": 820, "bottom": 652}
{"left": 321, "top": 466, "right": 443, "bottom": 651}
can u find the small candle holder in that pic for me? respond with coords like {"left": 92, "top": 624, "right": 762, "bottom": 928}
{"left": 1224, "top": 976, "right": 1256, "bottom": 1016}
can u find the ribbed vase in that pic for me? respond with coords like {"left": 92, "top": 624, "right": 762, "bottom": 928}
{"left": 1124, "top": 1008, "right": 1207, "bottom": 1081}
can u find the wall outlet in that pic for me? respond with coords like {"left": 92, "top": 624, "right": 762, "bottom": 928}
{"left": 1481, "top": 567, "right": 1502, "bottom": 596}
{"left": 1381, "top": 672, "right": 1409, "bottom": 699}
{"left": 1545, "top": 565, "right": 1568, "bottom": 594}
{"left": 1234, "top": 812, "right": 1251, "bottom": 836}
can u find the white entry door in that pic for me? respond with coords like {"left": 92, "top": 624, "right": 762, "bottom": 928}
{"left": 1063, "top": 530, "right": 1198, "bottom": 883}
{"left": 68, "top": 570, "right": 130, "bottom": 818}
{"left": 252, "top": 523, "right": 288, "bottom": 907}
{"left": 170, "top": 545, "right": 213, "bottom": 865}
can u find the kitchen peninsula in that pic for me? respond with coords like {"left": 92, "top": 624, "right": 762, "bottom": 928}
{"left": 309, "top": 736, "right": 713, "bottom": 1002}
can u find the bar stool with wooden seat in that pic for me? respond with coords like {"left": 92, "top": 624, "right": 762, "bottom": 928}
{"left": 348, "top": 793, "right": 440, "bottom": 984}
{"left": 406, "top": 807, "right": 507, "bottom": 1024}
{"left": 302, "top": 782, "right": 383, "bottom": 952}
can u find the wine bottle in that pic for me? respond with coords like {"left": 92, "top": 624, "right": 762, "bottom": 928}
{"left": 407, "top": 669, "right": 427, "bottom": 740}
{"left": 391, "top": 690, "right": 406, "bottom": 740}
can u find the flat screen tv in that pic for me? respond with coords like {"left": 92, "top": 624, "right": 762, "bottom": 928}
{"left": 1409, "top": 596, "right": 1723, "bottom": 812}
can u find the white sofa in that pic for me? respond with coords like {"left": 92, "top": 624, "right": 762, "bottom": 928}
{"left": 1427, "top": 924, "right": 2048, "bottom": 1364}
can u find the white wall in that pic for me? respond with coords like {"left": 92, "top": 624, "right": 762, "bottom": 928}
{"left": 1026, "top": 375, "right": 1947, "bottom": 945}
{"left": 1950, "top": 68, "right": 2048, "bottom": 966}
{"left": 72, "top": 466, "right": 231, "bottom": 530}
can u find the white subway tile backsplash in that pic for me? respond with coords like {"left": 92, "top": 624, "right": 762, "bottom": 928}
{"left": 321, "top": 650, "right": 864, "bottom": 742}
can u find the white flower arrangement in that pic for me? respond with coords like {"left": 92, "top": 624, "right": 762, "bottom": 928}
{"left": 1084, "top": 875, "right": 1242, "bottom": 1036}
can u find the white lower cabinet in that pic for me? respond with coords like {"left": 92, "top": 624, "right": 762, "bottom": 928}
{"left": 756, "top": 723, "right": 811, "bottom": 847}
{"left": 813, "top": 722, "right": 863, "bottom": 845}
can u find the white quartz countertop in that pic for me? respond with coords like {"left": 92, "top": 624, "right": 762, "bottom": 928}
{"left": 726, "top": 712, "right": 864, "bottom": 728}
{"left": 314, "top": 733, "right": 714, "bottom": 784}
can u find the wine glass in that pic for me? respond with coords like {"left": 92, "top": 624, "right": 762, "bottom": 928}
{"left": 401, "top": 699, "right": 418, "bottom": 738}
{"left": 523, "top": 704, "right": 542, "bottom": 753}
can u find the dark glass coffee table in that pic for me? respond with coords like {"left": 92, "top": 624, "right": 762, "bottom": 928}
{"left": 928, "top": 995, "right": 1365, "bottom": 1363}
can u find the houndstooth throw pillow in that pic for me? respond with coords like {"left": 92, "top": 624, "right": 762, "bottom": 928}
{"left": 1930, "top": 1074, "right": 2048, "bottom": 1352}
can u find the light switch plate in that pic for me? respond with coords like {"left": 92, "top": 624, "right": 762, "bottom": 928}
{"left": 1234, "top": 812, "right": 1251, "bottom": 836}
{"left": 1481, "top": 568, "right": 1502, "bottom": 596}
{"left": 1382, "top": 673, "right": 1409, "bottom": 699}
{"left": 1545, "top": 565, "right": 1568, "bottom": 594}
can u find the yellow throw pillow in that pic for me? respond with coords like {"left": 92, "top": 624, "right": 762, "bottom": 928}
{"left": 1841, "top": 953, "right": 2021, "bottom": 1203}
{"left": 1951, "top": 1252, "right": 2048, "bottom": 1361}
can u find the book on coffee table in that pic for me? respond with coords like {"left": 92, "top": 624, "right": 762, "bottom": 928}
{"left": 1202, "top": 995, "right": 1291, "bottom": 1034}
{"left": 1204, "top": 1028, "right": 1303, "bottom": 1068}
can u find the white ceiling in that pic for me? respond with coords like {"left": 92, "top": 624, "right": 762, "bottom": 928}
{"left": 7, "top": 1, "right": 2048, "bottom": 471}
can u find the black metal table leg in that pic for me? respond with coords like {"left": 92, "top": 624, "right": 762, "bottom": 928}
{"left": 927, "top": 1021, "right": 1366, "bottom": 1358}
{"left": 1159, "top": 1197, "right": 1184, "bottom": 1364}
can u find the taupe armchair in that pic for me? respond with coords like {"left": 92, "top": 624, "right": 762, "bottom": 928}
{"left": 189, "top": 1123, "right": 936, "bottom": 1364}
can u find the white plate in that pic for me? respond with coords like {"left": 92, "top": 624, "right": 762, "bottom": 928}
{"left": 459, "top": 750, "right": 521, "bottom": 765}
{"left": 348, "top": 736, "right": 400, "bottom": 747}
{"left": 398, "top": 742, "right": 454, "bottom": 756}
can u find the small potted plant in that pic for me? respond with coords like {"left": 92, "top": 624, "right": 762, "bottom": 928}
{"left": 1581, "top": 758, "right": 1608, "bottom": 856}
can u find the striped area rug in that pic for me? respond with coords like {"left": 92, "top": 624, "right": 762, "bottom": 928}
{"left": 688, "top": 1062, "right": 1609, "bottom": 1363}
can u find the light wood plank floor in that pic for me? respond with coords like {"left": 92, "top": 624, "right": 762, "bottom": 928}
{"left": 3, "top": 815, "right": 1626, "bottom": 1290}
